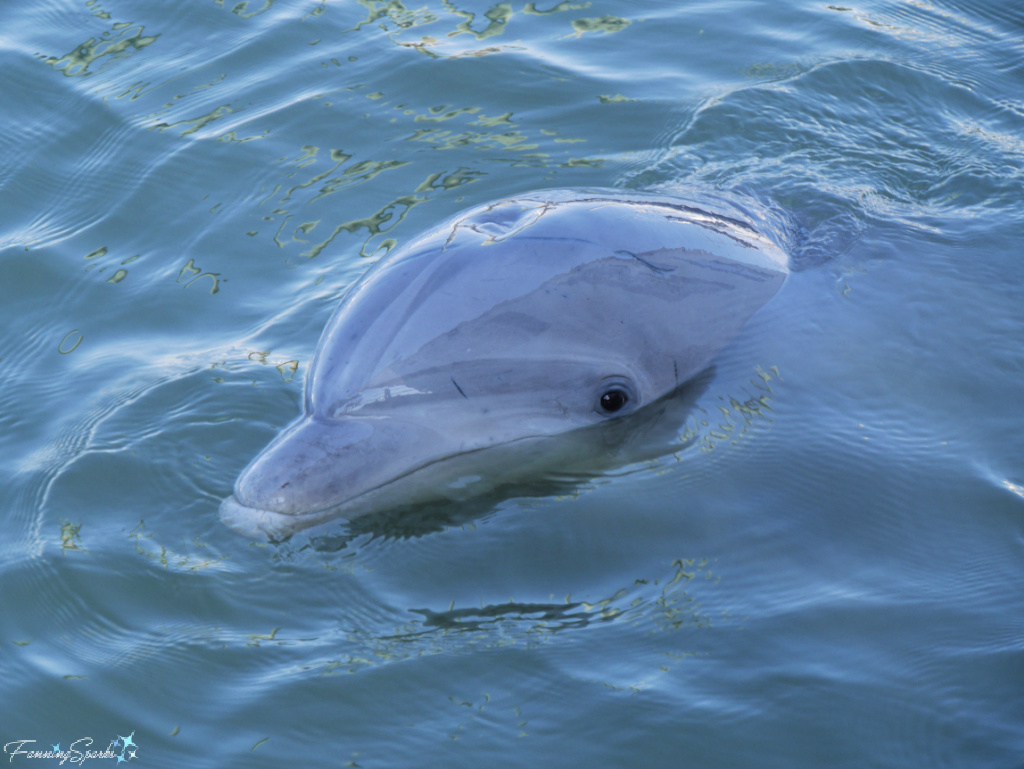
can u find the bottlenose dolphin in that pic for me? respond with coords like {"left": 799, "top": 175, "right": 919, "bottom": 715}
{"left": 220, "top": 188, "right": 788, "bottom": 538}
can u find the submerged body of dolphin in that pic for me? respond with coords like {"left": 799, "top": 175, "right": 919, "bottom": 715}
{"left": 220, "top": 188, "right": 788, "bottom": 538}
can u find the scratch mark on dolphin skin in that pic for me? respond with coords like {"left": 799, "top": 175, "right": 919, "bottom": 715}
{"left": 451, "top": 376, "right": 469, "bottom": 399}
{"left": 615, "top": 249, "right": 674, "bottom": 273}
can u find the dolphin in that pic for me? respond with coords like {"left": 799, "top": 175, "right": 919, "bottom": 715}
{"left": 220, "top": 188, "right": 788, "bottom": 538}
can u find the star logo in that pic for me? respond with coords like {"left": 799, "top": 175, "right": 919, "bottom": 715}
{"left": 110, "top": 730, "right": 140, "bottom": 762}
{"left": 52, "top": 744, "right": 60, "bottom": 753}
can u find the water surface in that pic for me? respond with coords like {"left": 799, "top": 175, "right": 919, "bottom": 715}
{"left": 1, "top": 1, "right": 1022, "bottom": 766}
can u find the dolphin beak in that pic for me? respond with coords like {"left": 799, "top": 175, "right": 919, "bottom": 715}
{"left": 219, "top": 415, "right": 444, "bottom": 539}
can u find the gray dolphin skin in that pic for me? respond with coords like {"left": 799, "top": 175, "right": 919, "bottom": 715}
{"left": 220, "top": 188, "right": 789, "bottom": 538}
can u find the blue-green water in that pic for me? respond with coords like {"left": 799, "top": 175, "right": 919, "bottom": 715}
{"left": 2, "top": 1, "right": 1023, "bottom": 766}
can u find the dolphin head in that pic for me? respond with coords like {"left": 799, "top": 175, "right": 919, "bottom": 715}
{"left": 220, "top": 189, "right": 788, "bottom": 538}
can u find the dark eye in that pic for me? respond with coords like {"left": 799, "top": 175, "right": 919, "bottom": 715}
{"left": 599, "top": 388, "right": 629, "bottom": 413}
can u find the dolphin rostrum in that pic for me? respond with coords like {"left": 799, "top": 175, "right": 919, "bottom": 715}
{"left": 220, "top": 188, "right": 788, "bottom": 538}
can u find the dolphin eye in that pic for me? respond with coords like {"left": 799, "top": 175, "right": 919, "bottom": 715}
{"left": 599, "top": 388, "right": 629, "bottom": 414}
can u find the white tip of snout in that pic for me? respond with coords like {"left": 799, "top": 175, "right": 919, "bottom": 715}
{"left": 219, "top": 494, "right": 308, "bottom": 540}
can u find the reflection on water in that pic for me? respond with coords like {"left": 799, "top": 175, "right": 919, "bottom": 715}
{"left": 215, "top": 0, "right": 277, "bottom": 20}
{"left": 350, "top": 0, "right": 624, "bottom": 53}
{"left": 681, "top": 365, "right": 781, "bottom": 454}
{"left": 302, "top": 556, "right": 717, "bottom": 676}
{"left": 128, "top": 521, "right": 230, "bottom": 572}
{"left": 44, "top": 23, "right": 158, "bottom": 78}
{"left": 3, "top": 0, "right": 1023, "bottom": 765}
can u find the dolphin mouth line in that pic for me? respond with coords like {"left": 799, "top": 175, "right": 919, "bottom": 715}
{"left": 223, "top": 434, "right": 552, "bottom": 537}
